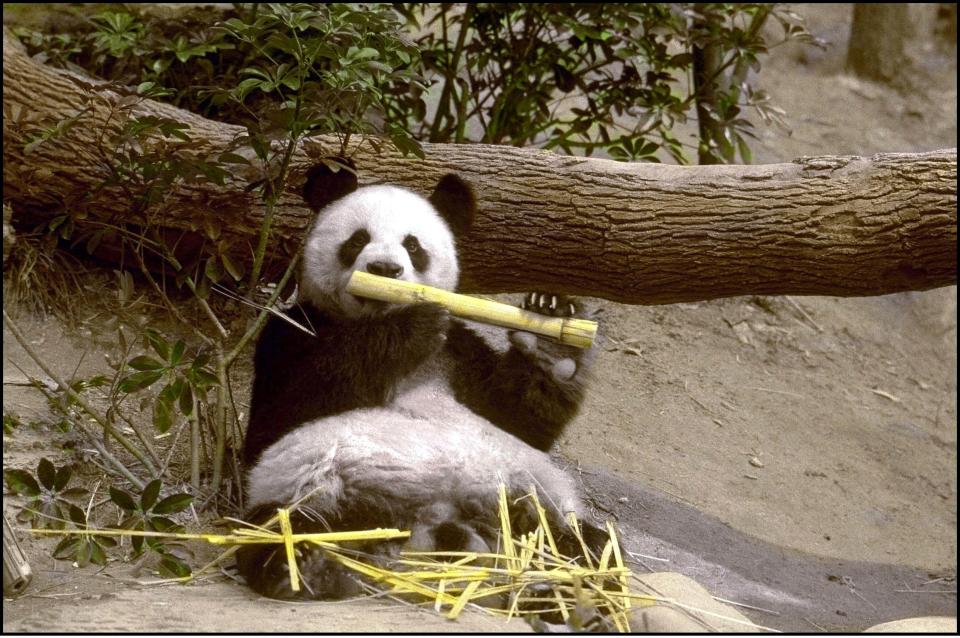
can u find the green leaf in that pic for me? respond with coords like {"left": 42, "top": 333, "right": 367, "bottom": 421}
{"left": 158, "top": 556, "right": 191, "bottom": 578}
{"left": 132, "top": 532, "right": 144, "bottom": 556}
{"left": 141, "top": 479, "right": 162, "bottom": 511}
{"left": 170, "top": 341, "right": 186, "bottom": 366}
{"left": 110, "top": 486, "right": 138, "bottom": 511}
{"left": 76, "top": 538, "right": 92, "bottom": 566}
{"left": 189, "top": 369, "right": 219, "bottom": 389}
{"left": 737, "top": 135, "right": 753, "bottom": 164}
{"left": 221, "top": 253, "right": 243, "bottom": 281}
{"left": 128, "top": 355, "right": 165, "bottom": 371}
{"left": 153, "top": 493, "right": 194, "bottom": 515}
{"left": 54, "top": 465, "right": 73, "bottom": 492}
{"left": 178, "top": 382, "right": 194, "bottom": 417}
{"left": 119, "top": 370, "right": 163, "bottom": 393}
{"left": 154, "top": 394, "right": 174, "bottom": 433}
{"left": 98, "top": 535, "right": 118, "bottom": 548}
{"left": 149, "top": 516, "right": 181, "bottom": 533}
{"left": 38, "top": 458, "right": 56, "bottom": 491}
{"left": 145, "top": 330, "right": 170, "bottom": 361}
{"left": 4, "top": 469, "right": 40, "bottom": 496}
{"left": 53, "top": 537, "right": 81, "bottom": 559}
{"left": 352, "top": 47, "right": 379, "bottom": 61}
{"left": 67, "top": 503, "right": 87, "bottom": 526}
{"left": 89, "top": 540, "right": 108, "bottom": 566}
{"left": 192, "top": 352, "right": 211, "bottom": 370}
{"left": 217, "top": 151, "right": 251, "bottom": 165}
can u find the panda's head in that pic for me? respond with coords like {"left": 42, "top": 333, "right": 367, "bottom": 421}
{"left": 299, "top": 159, "right": 476, "bottom": 317}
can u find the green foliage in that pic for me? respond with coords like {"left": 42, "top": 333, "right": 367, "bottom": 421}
{"left": 119, "top": 330, "right": 218, "bottom": 433}
{"left": 13, "top": 3, "right": 424, "bottom": 157}
{"left": 3, "top": 413, "right": 21, "bottom": 435}
{"left": 45, "top": 375, "right": 111, "bottom": 433}
{"left": 12, "top": 5, "right": 236, "bottom": 116}
{"left": 4, "top": 458, "right": 87, "bottom": 530}
{"left": 5, "top": 1, "right": 818, "bottom": 582}
{"left": 391, "top": 3, "right": 817, "bottom": 163}
{"left": 109, "top": 479, "right": 194, "bottom": 576}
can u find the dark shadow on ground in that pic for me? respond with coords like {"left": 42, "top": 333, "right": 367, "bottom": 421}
{"left": 577, "top": 464, "right": 957, "bottom": 632}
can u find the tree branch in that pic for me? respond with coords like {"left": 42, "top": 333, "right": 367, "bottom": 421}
{"left": 3, "top": 28, "right": 956, "bottom": 304}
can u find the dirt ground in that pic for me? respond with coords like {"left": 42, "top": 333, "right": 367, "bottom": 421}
{"left": 3, "top": 3, "right": 957, "bottom": 633}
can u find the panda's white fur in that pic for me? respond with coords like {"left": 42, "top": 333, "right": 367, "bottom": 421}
{"left": 241, "top": 165, "right": 598, "bottom": 601}
{"left": 247, "top": 354, "right": 585, "bottom": 520}
{"left": 299, "top": 185, "right": 460, "bottom": 316}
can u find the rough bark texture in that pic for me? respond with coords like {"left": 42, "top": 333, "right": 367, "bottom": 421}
{"left": 847, "top": 4, "right": 911, "bottom": 84}
{"left": 3, "top": 29, "right": 957, "bottom": 304}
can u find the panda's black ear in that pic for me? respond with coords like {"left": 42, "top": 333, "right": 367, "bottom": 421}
{"left": 302, "top": 157, "right": 358, "bottom": 212}
{"left": 429, "top": 174, "right": 476, "bottom": 236}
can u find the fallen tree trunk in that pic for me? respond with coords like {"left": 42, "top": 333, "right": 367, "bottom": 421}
{"left": 3, "top": 29, "right": 956, "bottom": 304}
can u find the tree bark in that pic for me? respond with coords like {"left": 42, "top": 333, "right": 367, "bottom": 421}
{"left": 847, "top": 4, "right": 911, "bottom": 84}
{"left": 3, "top": 28, "right": 957, "bottom": 305}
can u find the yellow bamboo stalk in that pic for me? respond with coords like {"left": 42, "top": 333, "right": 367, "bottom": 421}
{"left": 345, "top": 271, "right": 598, "bottom": 348}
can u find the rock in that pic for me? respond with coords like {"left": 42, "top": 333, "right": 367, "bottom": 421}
{"left": 864, "top": 616, "right": 957, "bottom": 633}
{"left": 630, "top": 572, "right": 758, "bottom": 633}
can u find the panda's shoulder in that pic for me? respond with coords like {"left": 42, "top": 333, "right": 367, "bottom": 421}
{"left": 254, "top": 303, "right": 330, "bottom": 359}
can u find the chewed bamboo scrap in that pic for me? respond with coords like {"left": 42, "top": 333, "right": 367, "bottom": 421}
{"left": 22, "top": 482, "right": 781, "bottom": 633}
{"left": 345, "top": 270, "right": 599, "bottom": 348}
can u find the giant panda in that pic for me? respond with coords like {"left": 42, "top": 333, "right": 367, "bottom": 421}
{"left": 238, "top": 159, "right": 606, "bottom": 602}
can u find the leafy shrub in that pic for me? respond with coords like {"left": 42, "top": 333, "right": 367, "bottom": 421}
{"left": 390, "top": 3, "right": 818, "bottom": 163}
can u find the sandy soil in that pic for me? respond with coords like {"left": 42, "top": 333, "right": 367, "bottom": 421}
{"left": 3, "top": 3, "right": 956, "bottom": 633}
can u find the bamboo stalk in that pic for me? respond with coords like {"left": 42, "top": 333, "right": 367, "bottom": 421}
{"left": 345, "top": 271, "right": 598, "bottom": 348}
{"left": 3, "top": 514, "right": 32, "bottom": 597}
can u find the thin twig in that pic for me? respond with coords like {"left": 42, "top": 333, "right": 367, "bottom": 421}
{"left": 6, "top": 359, "right": 144, "bottom": 489}
{"left": 745, "top": 386, "right": 806, "bottom": 399}
{"left": 212, "top": 283, "right": 315, "bottom": 336}
{"left": 4, "top": 310, "right": 156, "bottom": 480}
{"left": 225, "top": 243, "right": 304, "bottom": 366}
{"left": 784, "top": 296, "right": 823, "bottom": 333}
{"left": 625, "top": 550, "right": 669, "bottom": 563}
{"left": 867, "top": 387, "right": 901, "bottom": 403}
{"left": 804, "top": 616, "right": 827, "bottom": 632}
{"left": 712, "top": 595, "right": 781, "bottom": 616}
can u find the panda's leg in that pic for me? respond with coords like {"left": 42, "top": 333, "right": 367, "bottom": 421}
{"left": 235, "top": 505, "right": 367, "bottom": 601}
{"left": 238, "top": 433, "right": 407, "bottom": 600}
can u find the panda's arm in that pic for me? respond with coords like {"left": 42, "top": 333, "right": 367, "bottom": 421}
{"left": 445, "top": 320, "right": 584, "bottom": 451}
{"left": 244, "top": 302, "right": 448, "bottom": 464}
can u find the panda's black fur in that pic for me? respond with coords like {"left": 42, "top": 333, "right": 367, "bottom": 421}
{"left": 239, "top": 159, "right": 605, "bottom": 602}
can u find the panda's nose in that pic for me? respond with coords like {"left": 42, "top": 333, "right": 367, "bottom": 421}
{"left": 367, "top": 261, "right": 404, "bottom": 278}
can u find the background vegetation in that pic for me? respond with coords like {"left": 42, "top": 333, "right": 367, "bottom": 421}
{"left": 4, "top": 2, "right": 818, "bottom": 576}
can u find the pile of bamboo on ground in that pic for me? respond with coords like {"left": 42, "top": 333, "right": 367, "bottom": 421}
{"left": 27, "top": 484, "right": 637, "bottom": 631}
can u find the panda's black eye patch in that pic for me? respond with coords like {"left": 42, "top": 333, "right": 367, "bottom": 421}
{"left": 403, "top": 234, "right": 431, "bottom": 273}
{"left": 402, "top": 236, "right": 420, "bottom": 253}
{"left": 338, "top": 229, "right": 370, "bottom": 268}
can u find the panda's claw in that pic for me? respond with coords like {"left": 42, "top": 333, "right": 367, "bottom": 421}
{"left": 521, "top": 292, "right": 578, "bottom": 318}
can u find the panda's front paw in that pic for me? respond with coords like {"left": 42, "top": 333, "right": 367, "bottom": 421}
{"left": 510, "top": 292, "right": 586, "bottom": 382}
{"left": 242, "top": 544, "right": 361, "bottom": 601}
{"left": 520, "top": 292, "right": 579, "bottom": 318}
{"left": 399, "top": 302, "right": 451, "bottom": 353}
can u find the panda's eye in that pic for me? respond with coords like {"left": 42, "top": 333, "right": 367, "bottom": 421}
{"left": 402, "top": 236, "right": 421, "bottom": 254}
{"left": 347, "top": 229, "right": 370, "bottom": 247}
